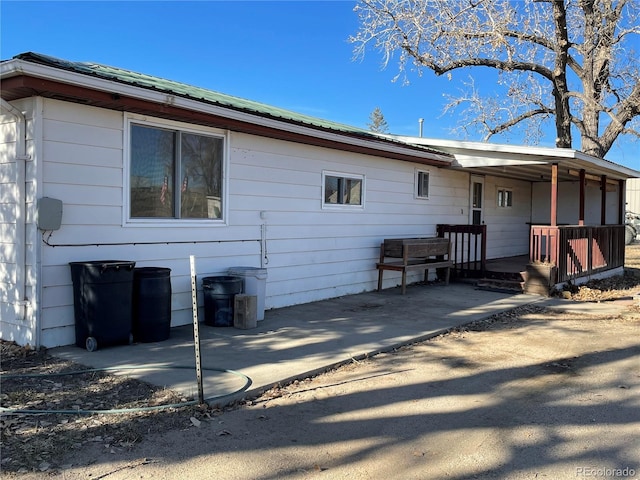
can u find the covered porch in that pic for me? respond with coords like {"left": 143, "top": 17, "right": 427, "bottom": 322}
{"left": 424, "top": 143, "right": 639, "bottom": 295}
{"left": 437, "top": 223, "right": 627, "bottom": 295}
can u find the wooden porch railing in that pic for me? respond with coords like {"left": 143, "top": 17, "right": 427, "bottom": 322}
{"left": 529, "top": 225, "right": 625, "bottom": 283}
{"left": 437, "top": 224, "right": 487, "bottom": 278}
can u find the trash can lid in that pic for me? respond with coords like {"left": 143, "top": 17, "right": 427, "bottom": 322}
{"left": 202, "top": 275, "right": 243, "bottom": 285}
{"left": 70, "top": 260, "right": 135, "bottom": 266}
{"left": 228, "top": 266, "right": 268, "bottom": 277}
{"left": 134, "top": 267, "right": 171, "bottom": 277}
{"left": 69, "top": 260, "right": 136, "bottom": 272}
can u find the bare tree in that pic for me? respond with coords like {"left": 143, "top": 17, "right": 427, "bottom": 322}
{"left": 350, "top": 0, "right": 640, "bottom": 158}
{"left": 368, "top": 106, "right": 390, "bottom": 133}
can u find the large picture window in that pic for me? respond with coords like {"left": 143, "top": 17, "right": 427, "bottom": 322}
{"left": 130, "top": 123, "right": 224, "bottom": 220}
{"left": 322, "top": 171, "right": 364, "bottom": 208}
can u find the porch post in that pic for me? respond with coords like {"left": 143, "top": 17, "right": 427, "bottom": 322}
{"left": 601, "top": 175, "right": 607, "bottom": 225}
{"left": 551, "top": 163, "right": 558, "bottom": 226}
{"left": 618, "top": 179, "right": 625, "bottom": 224}
{"left": 579, "top": 169, "right": 585, "bottom": 226}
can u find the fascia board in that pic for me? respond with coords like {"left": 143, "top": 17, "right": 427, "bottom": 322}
{"left": 392, "top": 134, "right": 576, "bottom": 158}
{"left": 392, "top": 134, "right": 639, "bottom": 178}
{"left": 451, "top": 155, "right": 548, "bottom": 167}
{"left": 573, "top": 151, "right": 640, "bottom": 178}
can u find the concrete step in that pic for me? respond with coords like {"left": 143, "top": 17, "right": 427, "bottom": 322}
{"left": 476, "top": 278, "right": 525, "bottom": 294}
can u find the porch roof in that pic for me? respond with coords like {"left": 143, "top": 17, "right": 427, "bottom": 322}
{"left": 392, "top": 136, "right": 640, "bottom": 183}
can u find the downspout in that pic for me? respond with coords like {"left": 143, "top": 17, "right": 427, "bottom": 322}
{"left": 1, "top": 100, "right": 31, "bottom": 336}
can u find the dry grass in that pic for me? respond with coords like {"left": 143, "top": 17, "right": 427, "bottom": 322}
{"left": 626, "top": 242, "right": 640, "bottom": 269}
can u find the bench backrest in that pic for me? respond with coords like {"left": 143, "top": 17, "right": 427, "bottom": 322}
{"left": 383, "top": 237, "right": 450, "bottom": 258}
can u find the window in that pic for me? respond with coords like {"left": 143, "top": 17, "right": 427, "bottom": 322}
{"left": 415, "top": 170, "right": 430, "bottom": 199}
{"left": 497, "top": 188, "right": 513, "bottom": 208}
{"left": 129, "top": 123, "right": 224, "bottom": 220}
{"left": 473, "top": 182, "right": 483, "bottom": 208}
{"left": 323, "top": 172, "right": 364, "bottom": 208}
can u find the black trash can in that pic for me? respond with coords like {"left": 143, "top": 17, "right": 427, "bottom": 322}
{"left": 133, "top": 267, "right": 172, "bottom": 343}
{"left": 202, "top": 276, "right": 243, "bottom": 327}
{"left": 69, "top": 260, "right": 136, "bottom": 351}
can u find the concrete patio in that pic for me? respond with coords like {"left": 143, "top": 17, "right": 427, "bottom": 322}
{"left": 51, "top": 283, "right": 550, "bottom": 406}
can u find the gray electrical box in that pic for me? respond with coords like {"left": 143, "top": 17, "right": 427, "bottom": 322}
{"left": 37, "top": 197, "right": 63, "bottom": 231}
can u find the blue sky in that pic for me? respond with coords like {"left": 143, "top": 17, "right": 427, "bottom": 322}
{"left": 1, "top": 0, "right": 637, "bottom": 169}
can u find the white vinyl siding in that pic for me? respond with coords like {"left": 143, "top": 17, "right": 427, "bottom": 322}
{"left": 229, "top": 134, "right": 471, "bottom": 307}
{"left": 38, "top": 99, "right": 126, "bottom": 346}
{"left": 0, "top": 97, "right": 38, "bottom": 347}
{"left": 531, "top": 180, "right": 620, "bottom": 226}
{"left": 0, "top": 107, "right": 21, "bottom": 341}
{"left": 24, "top": 99, "right": 531, "bottom": 347}
{"left": 482, "top": 177, "right": 532, "bottom": 259}
{"left": 627, "top": 179, "right": 640, "bottom": 214}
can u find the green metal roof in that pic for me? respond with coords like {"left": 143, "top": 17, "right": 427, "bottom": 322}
{"left": 12, "top": 52, "right": 399, "bottom": 141}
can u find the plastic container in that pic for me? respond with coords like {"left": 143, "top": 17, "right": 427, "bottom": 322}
{"left": 227, "top": 266, "right": 268, "bottom": 321}
{"left": 133, "top": 267, "right": 172, "bottom": 343}
{"left": 69, "top": 260, "right": 136, "bottom": 351}
{"left": 202, "top": 276, "right": 243, "bottom": 327}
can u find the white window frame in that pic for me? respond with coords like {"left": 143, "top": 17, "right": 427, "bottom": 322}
{"left": 123, "top": 114, "right": 229, "bottom": 227}
{"left": 321, "top": 170, "right": 365, "bottom": 210}
{"left": 415, "top": 169, "right": 430, "bottom": 199}
{"left": 496, "top": 187, "right": 513, "bottom": 208}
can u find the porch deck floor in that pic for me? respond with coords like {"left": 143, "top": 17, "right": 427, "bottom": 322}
{"left": 485, "top": 255, "right": 530, "bottom": 274}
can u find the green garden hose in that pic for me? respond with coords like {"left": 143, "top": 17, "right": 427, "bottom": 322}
{"left": 0, "top": 365, "right": 252, "bottom": 415}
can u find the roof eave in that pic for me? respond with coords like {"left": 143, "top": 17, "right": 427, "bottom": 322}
{"left": 390, "top": 135, "right": 639, "bottom": 180}
{"left": 1, "top": 58, "right": 452, "bottom": 167}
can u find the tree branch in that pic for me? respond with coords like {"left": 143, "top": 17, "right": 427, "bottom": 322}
{"left": 412, "top": 54, "right": 555, "bottom": 81}
{"left": 352, "top": 0, "right": 640, "bottom": 156}
{"left": 598, "top": 82, "right": 640, "bottom": 153}
{"left": 484, "top": 107, "right": 555, "bottom": 139}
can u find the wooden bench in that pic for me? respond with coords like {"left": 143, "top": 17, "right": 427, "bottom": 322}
{"left": 376, "top": 237, "right": 453, "bottom": 294}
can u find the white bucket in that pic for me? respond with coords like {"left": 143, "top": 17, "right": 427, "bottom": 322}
{"left": 227, "top": 266, "right": 268, "bottom": 321}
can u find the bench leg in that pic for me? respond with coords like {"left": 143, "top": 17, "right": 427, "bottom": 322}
{"left": 444, "top": 267, "right": 450, "bottom": 285}
{"left": 377, "top": 268, "right": 383, "bottom": 292}
{"left": 401, "top": 269, "right": 407, "bottom": 295}
{"left": 424, "top": 268, "right": 429, "bottom": 283}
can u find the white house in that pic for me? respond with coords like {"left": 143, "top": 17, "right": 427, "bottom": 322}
{"left": 2, "top": 52, "right": 638, "bottom": 348}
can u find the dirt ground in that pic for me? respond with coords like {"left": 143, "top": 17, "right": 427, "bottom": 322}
{"left": 2, "top": 245, "right": 640, "bottom": 479}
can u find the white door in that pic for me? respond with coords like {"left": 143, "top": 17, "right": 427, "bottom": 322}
{"left": 470, "top": 176, "right": 485, "bottom": 225}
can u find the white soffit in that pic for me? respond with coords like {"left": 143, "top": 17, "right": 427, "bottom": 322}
{"left": 391, "top": 135, "right": 639, "bottom": 181}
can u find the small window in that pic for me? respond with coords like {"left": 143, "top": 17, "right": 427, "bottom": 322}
{"left": 473, "top": 182, "right": 483, "bottom": 208}
{"left": 129, "top": 123, "right": 225, "bottom": 220}
{"left": 497, "top": 188, "right": 513, "bottom": 208}
{"left": 415, "top": 170, "right": 430, "bottom": 199}
{"left": 323, "top": 172, "right": 364, "bottom": 208}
